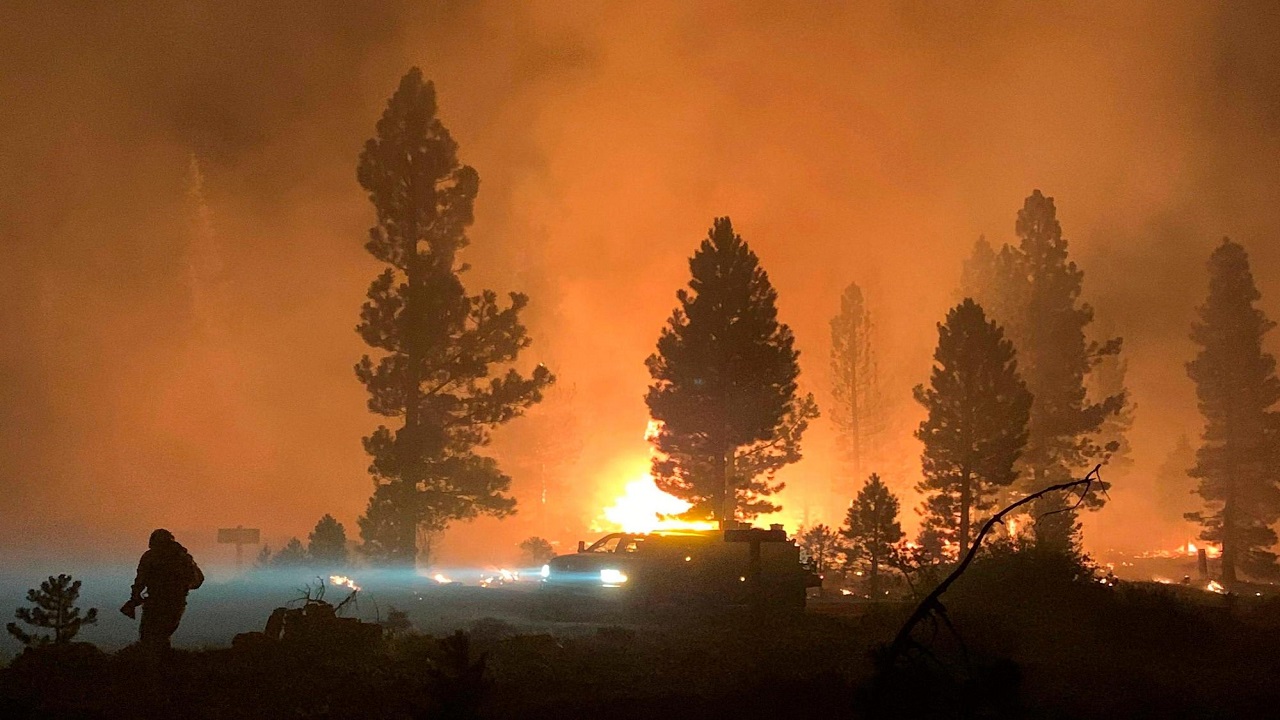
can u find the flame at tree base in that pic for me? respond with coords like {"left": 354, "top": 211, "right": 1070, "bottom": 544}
{"left": 1139, "top": 541, "right": 1222, "bottom": 560}
{"left": 596, "top": 476, "right": 719, "bottom": 534}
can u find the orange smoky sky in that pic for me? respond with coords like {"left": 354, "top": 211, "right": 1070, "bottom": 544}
{"left": 1, "top": 1, "right": 1278, "bottom": 565}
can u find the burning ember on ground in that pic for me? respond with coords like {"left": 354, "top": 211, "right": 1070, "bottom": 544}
{"left": 432, "top": 573, "right": 451, "bottom": 584}
{"left": 1149, "top": 576, "right": 1229, "bottom": 594}
{"left": 1138, "top": 541, "right": 1221, "bottom": 559}
{"left": 329, "top": 575, "right": 360, "bottom": 592}
{"left": 479, "top": 569, "right": 519, "bottom": 587}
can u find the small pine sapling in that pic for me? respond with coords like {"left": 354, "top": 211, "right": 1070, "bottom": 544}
{"left": 6, "top": 574, "right": 98, "bottom": 646}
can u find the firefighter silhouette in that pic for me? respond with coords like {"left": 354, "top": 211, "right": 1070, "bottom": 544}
{"left": 121, "top": 528, "right": 204, "bottom": 649}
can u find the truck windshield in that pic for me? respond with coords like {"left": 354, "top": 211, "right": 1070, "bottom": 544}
{"left": 586, "top": 535, "right": 622, "bottom": 553}
{"left": 585, "top": 535, "right": 644, "bottom": 553}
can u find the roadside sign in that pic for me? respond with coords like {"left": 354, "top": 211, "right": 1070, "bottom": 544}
{"left": 217, "top": 526, "right": 261, "bottom": 571}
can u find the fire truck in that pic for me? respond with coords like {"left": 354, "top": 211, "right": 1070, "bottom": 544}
{"left": 538, "top": 525, "right": 820, "bottom": 616}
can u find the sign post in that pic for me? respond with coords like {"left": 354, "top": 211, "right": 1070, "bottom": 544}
{"left": 217, "top": 526, "right": 261, "bottom": 572}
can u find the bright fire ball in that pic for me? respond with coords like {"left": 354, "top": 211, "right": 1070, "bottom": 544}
{"left": 330, "top": 575, "right": 360, "bottom": 592}
{"left": 599, "top": 476, "right": 719, "bottom": 534}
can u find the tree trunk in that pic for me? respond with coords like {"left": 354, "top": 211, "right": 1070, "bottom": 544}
{"left": 400, "top": 174, "right": 425, "bottom": 567}
{"left": 959, "top": 468, "right": 972, "bottom": 552}
{"left": 850, "top": 360, "right": 860, "bottom": 485}
{"left": 715, "top": 446, "right": 730, "bottom": 528}
{"left": 721, "top": 450, "right": 738, "bottom": 528}
{"left": 1222, "top": 494, "right": 1237, "bottom": 584}
{"left": 869, "top": 551, "right": 879, "bottom": 596}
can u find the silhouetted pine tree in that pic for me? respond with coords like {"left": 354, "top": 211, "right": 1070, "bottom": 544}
{"left": 354, "top": 68, "right": 553, "bottom": 565}
{"left": 308, "top": 515, "right": 348, "bottom": 566}
{"left": 6, "top": 574, "right": 97, "bottom": 646}
{"left": 272, "top": 537, "right": 308, "bottom": 567}
{"left": 646, "top": 217, "right": 805, "bottom": 523}
{"left": 798, "top": 524, "right": 845, "bottom": 575}
{"left": 517, "top": 536, "right": 555, "bottom": 565}
{"left": 914, "top": 300, "right": 1031, "bottom": 551}
{"left": 961, "top": 191, "right": 1124, "bottom": 553}
{"left": 1185, "top": 238, "right": 1280, "bottom": 582}
{"left": 840, "top": 474, "right": 904, "bottom": 594}
{"left": 830, "top": 282, "right": 885, "bottom": 500}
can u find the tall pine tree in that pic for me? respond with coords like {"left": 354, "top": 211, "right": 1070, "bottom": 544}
{"left": 960, "top": 191, "right": 1124, "bottom": 553}
{"left": 840, "top": 473, "right": 904, "bottom": 594}
{"left": 646, "top": 217, "right": 806, "bottom": 524}
{"left": 914, "top": 300, "right": 1032, "bottom": 551}
{"left": 830, "top": 282, "right": 884, "bottom": 505}
{"left": 1185, "top": 238, "right": 1280, "bottom": 582}
{"left": 354, "top": 68, "right": 553, "bottom": 565}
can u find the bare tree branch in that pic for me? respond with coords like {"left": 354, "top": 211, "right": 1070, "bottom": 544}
{"left": 885, "top": 464, "right": 1104, "bottom": 667}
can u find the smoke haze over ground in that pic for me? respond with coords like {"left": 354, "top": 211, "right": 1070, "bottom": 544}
{"left": 2, "top": 1, "right": 1279, "bottom": 568}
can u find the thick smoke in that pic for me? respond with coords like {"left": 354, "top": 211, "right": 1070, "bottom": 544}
{"left": 1, "top": 1, "right": 1277, "bottom": 565}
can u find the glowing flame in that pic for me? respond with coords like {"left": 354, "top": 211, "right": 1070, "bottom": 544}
{"left": 479, "top": 568, "right": 519, "bottom": 588}
{"left": 1180, "top": 541, "right": 1223, "bottom": 558}
{"left": 1137, "top": 541, "right": 1222, "bottom": 560}
{"left": 644, "top": 419, "right": 662, "bottom": 441}
{"left": 329, "top": 575, "right": 360, "bottom": 592}
{"left": 591, "top": 421, "right": 719, "bottom": 534}
{"left": 941, "top": 540, "right": 961, "bottom": 561}
{"left": 432, "top": 573, "right": 450, "bottom": 584}
{"left": 1206, "top": 580, "right": 1226, "bottom": 594}
{"left": 597, "top": 476, "right": 718, "bottom": 534}
{"left": 1172, "top": 538, "right": 1223, "bottom": 556}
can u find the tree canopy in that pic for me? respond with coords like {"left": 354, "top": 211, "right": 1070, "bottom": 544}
{"left": 354, "top": 68, "right": 552, "bottom": 565}
{"left": 7, "top": 574, "right": 97, "bottom": 646}
{"left": 830, "top": 282, "right": 885, "bottom": 502}
{"left": 841, "top": 474, "right": 905, "bottom": 593}
{"left": 914, "top": 299, "right": 1032, "bottom": 551}
{"left": 960, "top": 191, "right": 1124, "bottom": 552}
{"left": 1186, "top": 238, "right": 1280, "bottom": 582}
{"left": 646, "top": 217, "right": 806, "bottom": 523}
{"left": 308, "top": 514, "right": 349, "bottom": 566}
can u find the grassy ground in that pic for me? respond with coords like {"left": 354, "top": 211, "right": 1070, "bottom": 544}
{"left": 4, "top": 559, "right": 1279, "bottom": 719}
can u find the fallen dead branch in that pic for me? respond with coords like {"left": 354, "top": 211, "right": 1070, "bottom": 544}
{"left": 884, "top": 463, "right": 1105, "bottom": 667}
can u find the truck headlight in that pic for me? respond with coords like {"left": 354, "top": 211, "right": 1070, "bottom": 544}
{"left": 540, "top": 564, "right": 550, "bottom": 579}
{"left": 600, "top": 568, "right": 628, "bottom": 586}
